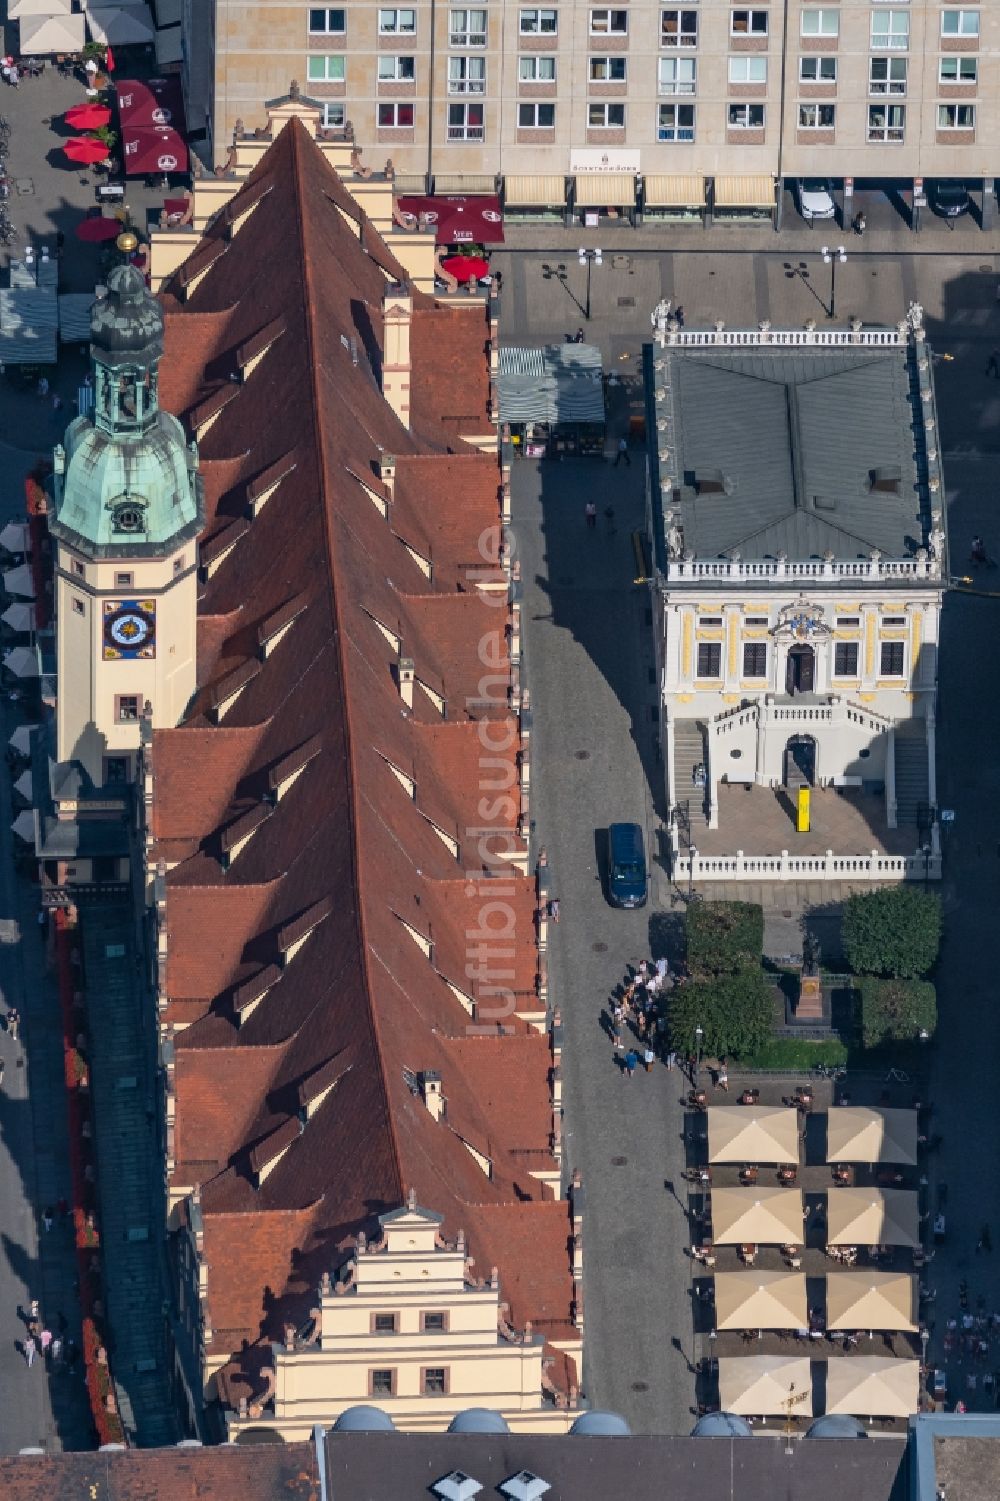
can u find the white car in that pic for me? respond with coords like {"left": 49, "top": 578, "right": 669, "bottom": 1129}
{"left": 797, "top": 179, "right": 837, "bottom": 222}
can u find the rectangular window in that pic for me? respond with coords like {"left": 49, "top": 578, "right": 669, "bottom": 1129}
{"left": 306, "top": 54, "right": 345, "bottom": 82}
{"left": 698, "top": 615, "right": 723, "bottom": 627}
{"left": 799, "top": 55, "right": 837, "bottom": 82}
{"left": 869, "top": 56, "right": 907, "bottom": 94}
{"left": 72, "top": 596, "right": 85, "bottom": 616}
{"left": 520, "top": 7, "right": 557, "bottom": 32}
{"left": 730, "top": 55, "right": 767, "bottom": 83}
{"left": 378, "top": 55, "right": 416, "bottom": 81}
{"left": 728, "top": 102, "right": 765, "bottom": 127}
{"left": 378, "top": 8, "right": 415, "bottom": 32}
{"left": 104, "top": 757, "right": 129, "bottom": 785}
{"left": 173, "top": 558, "right": 184, "bottom": 576}
{"left": 589, "top": 8, "right": 627, "bottom": 34}
{"left": 870, "top": 10, "right": 909, "bottom": 49}
{"left": 423, "top": 1367, "right": 449, "bottom": 1395}
{"left": 938, "top": 103, "right": 975, "bottom": 128}
{"left": 939, "top": 56, "right": 977, "bottom": 84}
{"left": 867, "top": 102, "right": 905, "bottom": 141}
{"left": 881, "top": 616, "right": 906, "bottom": 626}
{"left": 591, "top": 56, "right": 628, "bottom": 81}
{"left": 115, "top": 571, "right": 134, "bottom": 587}
{"left": 518, "top": 101, "right": 555, "bottom": 126}
{"left": 880, "top": 641, "right": 905, "bottom": 676}
{"left": 839, "top": 616, "right": 860, "bottom": 628}
{"left": 422, "top": 1311, "right": 449, "bottom": 1332}
{"left": 450, "top": 8, "right": 487, "bottom": 45}
{"left": 308, "top": 7, "right": 345, "bottom": 32}
{"left": 373, "top": 1313, "right": 398, "bottom": 1333}
{"left": 447, "top": 101, "right": 485, "bottom": 138}
{"left": 660, "top": 8, "right": 697, "bottom": 47}
{"left": 322, "top": 102, "right": 346, "bottom": 128}
{"left": 589, "top": 102, "right": 625, "bottom": 126}
{"left": 519, "top": 55, "right": 555, "bottom": 80}
{"left": 743, "top": 643, "right": 767, "bottom": 678}
{"left": 659, "top": 56, "right": 696, "bottom": 92}
{"left": 116, "top": 694, "right": 140, "bottom": 723}
{"left": 658, "top": 102, "right": 695, "bottom": 140}
{"left": 697, "top": 642, "right": 722, "bottom": 678}
{"left": 370, "top": 1369, "right": 396, "bottom": 1396}
{"left": 731, "top": 9, "right": 769, "bottom": 37}
{"left": 941, "top": 10, "right": 980, "bottom": 37}
{"left": 834, "top": 642, "right": 859, "bottom": 676}
{"left": 744, "top": 616, "right": 769, "bottom": 627}
{"left": 801, "top": 8, "right": 838, "bottom": 36}
{"left": 799, "top": 103, "right": 835, "bottom": 128}
{"left": 378, "top": 102, "right": 415, "bottom": 126}
{"left": 72, "top": 559, "right": 85, "bottom": 578}
{"left": 448, "top": 56, "right": 485, "bottom": 91}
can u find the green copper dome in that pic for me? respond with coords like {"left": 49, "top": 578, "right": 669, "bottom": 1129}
{"left": 50, "top": 267, "right": 204, "bottom": 559}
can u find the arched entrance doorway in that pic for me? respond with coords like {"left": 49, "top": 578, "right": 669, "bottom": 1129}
{"left": 786, "top": 644, "right": 815, "bottom": 695}
{"left": 784, "top": 735, "right": 816, "bottom": 787}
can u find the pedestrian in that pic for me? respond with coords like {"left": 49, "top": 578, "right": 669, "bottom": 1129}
{"left": 666, "top": 1049, "right": 677, "bottom": 1071}
{"left": 717, "top": 1062, "right": 729, "bottom": 1091}
{"left": 36, "top": 376, "right": 49, "bottom": 400}
{"left": 612, "top": 1024, "right": 623, "bottom": 1052}
{"left": 50, "top": 1336, "right": 62, "bottom": 1364}
{"left": 0, "top": 1057, "right": 5, "bottom": 1088}
{"left": 585, "top": 501, "right": 597, "bottom": 529}
{"left": 987, "top": 350, "right": 1000, "bottom": 379}
{"left": 51, "top": 393, "right": 62, "bottom": 414}
{"left": 574, "top": 327, "right": 585, "bottom": 343}
{"left": 604, "top": 505, "right": 616, "bottom": 534}
{"left": 23, "top": 1336, "right": 35, "bottom": 1368}
{"left": 674, "top": 305, "right": 685, "bottom": 328}
{"left": 29, "top": 1298, "right": 39, "bottom": 1320}
{"left": 547, "top": 897, "right": 560, "bottom": 923}
{"left": 643, "top": 1046, "right": 655, "bottom": 1073}
{"left": 39, "top": 1328, "right": 52, "bottom": 1355}
{"left": 493, "top": 270, "right": 503, "bottom": 294}
{"left": 978, "top": 1223, "right": 993, "bottom": 1254}
{"left": 7, "top": 1005, "right": 19, "bottom": 1040}
{"left": 624, "top": 1049, "right": 638, "bottom": 1079}
{"left": 9, "top": 65, "right": 19, "bottom": 88}
{"left": 614, "top": 436, "right": 631, "bottom": 468}
{"left": 42, "top": 1207, "right": 53, "bottom": 1233}
{"left": 853, "top": 210, "right": 866, "bottom": 237}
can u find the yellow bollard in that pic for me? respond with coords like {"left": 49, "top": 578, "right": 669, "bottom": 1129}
{"left": 797, "top": 786, "right": 811, "bottom": 834}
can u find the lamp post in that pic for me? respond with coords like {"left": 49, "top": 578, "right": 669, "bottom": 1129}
{"left": 820, "top": 244, "right": 847, "bottom": 319}
{"left": 578, "top": 246, "right": 603, "bottom": 321}
{"left": 694, "top": 1024, "right": 704, "bottom": 1081}
{"left": 921, "top": 842, "right": 932, "bottom": 890}
{"left": 688, "top": 842, "right": 698, "bottom": 903}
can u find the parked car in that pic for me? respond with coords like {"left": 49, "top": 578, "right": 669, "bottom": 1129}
{"left": 797, "top": 178, "right": 837, "bottom": 222}
{"left": 929, "top": 181, "right": 971, "bottom": 220}
{"left": 607, "top": 822, "right": 647, "bottom": 909}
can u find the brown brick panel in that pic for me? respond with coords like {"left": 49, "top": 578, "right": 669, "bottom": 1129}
{"left": 727, "top": 126, "right": 765, "bottom": 144}
{"left": 586, "top": 126, "right": 627, "bottom": 143}
{"left": 377, "top": 125, "right": 416, "bottom": 143}
{"left": 728, "top": 82, "right": 769, "bottom": 99}
{"left": 589, "top": 80, "right": 628, "bottom": 96}
{"left": 798, "top": 82, "right": 836, "bottom": 99}
{"left": 518, "top": 82, "right": 557, "bottom": 98}
{"left": 935, "top": 127, "right": 975, "bottom": 144}
{"left": 378, "top": 81, "right": 417, "bottom": 96}
{"left": 938, "top": 83, "right": 977, "bottom": 101}
{"left": 516, "top": 126, "right": 557, "bottom": 143}
{"left": 730, "top": 35, "right": 768, "bottom": 52}
{"left": 797, "top": 127, "right": 835, "bottom": 145}
{"left": 800, "top": 36, "right": 838, "bottom": 52}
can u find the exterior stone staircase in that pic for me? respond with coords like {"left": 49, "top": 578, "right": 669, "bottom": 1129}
{"left": 893, "top": 720, "right": 930, "bottom": 830}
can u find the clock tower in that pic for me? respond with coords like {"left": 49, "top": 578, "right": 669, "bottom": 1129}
{"left": 50, "top": 265, "right": 204, "bottom": 789}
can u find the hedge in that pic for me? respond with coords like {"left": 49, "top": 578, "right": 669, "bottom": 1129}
{"left": 858, "top": 976, "right": 937, "bottom": 1049}
{"left": 842, "top": 887, "right": 941, "bottom": 980}
{"left": 667, "top": 970, "right": 774, "bottom": 1061}
{"left": 684, "top": 900, "right": 764, "bottom": 979}
{"left": 740, "top": 1037, "right": 849, "bottom": 1071}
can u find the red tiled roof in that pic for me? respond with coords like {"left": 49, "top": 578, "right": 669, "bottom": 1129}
{"left": 0, "top": 1447, "right": 319, "bottom": 1501}
{"left": 150, "top": 119, "right": 570, "bottom": 1395}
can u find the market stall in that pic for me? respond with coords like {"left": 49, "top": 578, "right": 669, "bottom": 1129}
{"left": 499, "top": 343, "right": 605, "bottom": 458}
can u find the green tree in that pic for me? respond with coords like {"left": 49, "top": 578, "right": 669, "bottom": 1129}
{"left": 684, "top": 900, "right": 764, "bottom": 978}
{"left": 858, "top": 977, "right": 937, "bottom": 1048}
{"left": 842, "top": 887, "right": 941, "bottom": 979}
{"left": 667, "top": 971, "right": 775, "bottom": 1061}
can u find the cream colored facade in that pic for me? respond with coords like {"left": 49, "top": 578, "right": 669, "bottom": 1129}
{"left": 224, "top": 1200, "right": 579, "bottom": 1438}
{"left": 195, "top": 1, "right": 1000, "bottom": 207}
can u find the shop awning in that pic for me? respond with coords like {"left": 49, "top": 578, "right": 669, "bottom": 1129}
{"left": 504, "top": 174, "right": 566, "bottom": 207}
{"left": 498, "top": 344, "right": 604, "bottom": 426}
{"left": 396, "top": 194, "right": 504, "bottom": 245}
{"left": 59, "top": 294, "right": 97, "bottom": 344}
{"left": 574, "top": 173, "right": 636, "bottom": 208}
{"left": 644, "top": 173, "right": 706, "bottom": 207}
{"left": 0, "top": 289, "right": 57, "bottom": 365}
{"left": 152, "top": 0, "right": 183, "bottom": 23}
{"left": 122, "top": 124, "right": 188, "bottom": 177}
{"left": 714, "top": 175, "right": 775, "bottom": 208}
{"left": 87, "top": 5, "right": 157, "bottom": 46}
{"left": 18, "top": 11, "right": 84, "bottom": 52}
{"left": 115, "top": 76, "right": 187, "bottom": 132}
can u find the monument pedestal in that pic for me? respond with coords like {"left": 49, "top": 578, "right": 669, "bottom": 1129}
{"left": 796, "top": 973, "right": 824, "bottom": 1021}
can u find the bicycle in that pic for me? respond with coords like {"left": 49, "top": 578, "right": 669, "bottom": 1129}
{"left": 812, "top": 1062, "right": 847, "bottom": 1080}
{"left": 885, "top": 1066, "right": 910, "bottom": 1084}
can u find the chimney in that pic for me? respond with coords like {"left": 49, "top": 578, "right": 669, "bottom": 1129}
{"left": 382, "top": 283, "right": 412, "bottom": 428}
{"left": 419, "top": 1070, "right": 445, "bottom": 1121}
{"left": 398, "top": 653, "right": 414, "bottom": 709}
{"left": 378, "top": 452, "right": 396, "bottom": 498}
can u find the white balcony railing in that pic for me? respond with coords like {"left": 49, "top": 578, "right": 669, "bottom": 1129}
{"left": 678, "top": 848, "right": 941, "bottom": 882}
{"left": 663, "top": 554, "right": 936, "bottom": 582}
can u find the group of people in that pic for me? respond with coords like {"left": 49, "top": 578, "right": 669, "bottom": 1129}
{"left": 20, "top": 1299, "right": 76, "bottom": 1371}
{"left": 607, "top": 957, "right": 675, "bottom": 1078}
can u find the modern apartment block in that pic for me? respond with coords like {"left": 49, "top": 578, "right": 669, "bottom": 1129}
{"left": 187, "top": 3, "right": 1000, "bottom": 223}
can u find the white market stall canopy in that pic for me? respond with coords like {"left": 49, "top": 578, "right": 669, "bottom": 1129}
{"left": 10, "top": 0, "right": 71, "bottom": 16}
{"left": 0, "top": 522, "right": 30, "bottom": 555}
{"left": 498, "top": 344, "right": 604, "bottom": 426}
{"left": 0, "top": 288, "right": 57, "bottom": 365}
{"left": 87, "top": 5, "right": 156, "bottom": 44}
{"left": 2, "top": 601, "right": 36, "bottom": 633}
{"left": 18, "top": 10, "right": 85, "bottom": 51}
{"left": 5, "top": 645, "right": 40, "bottom": 681}
{"left": 9, "top": 725, "right": 33, "bottom": 755}
{"left": 11, "top": 809, "right": 35, "bottom": 842}
{"left": 154, "top": 25, "right": 182, "bottom": 64}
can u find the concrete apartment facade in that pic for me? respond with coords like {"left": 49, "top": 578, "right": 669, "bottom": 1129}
{"left": 188, "top": 2, "right": 1000, "bottom": 223}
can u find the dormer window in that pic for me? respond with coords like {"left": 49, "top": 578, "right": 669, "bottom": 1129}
{"left": 109, "top": 495, "right": 148, "bottom": 534}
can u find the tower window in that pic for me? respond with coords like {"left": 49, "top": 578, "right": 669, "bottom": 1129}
{"left": 72, "top": 597, "right": 85, "bottom": 616}
{"left": 116, "top": 695, "right": 140, "bottom": 723}
{"left": 115, "top": 572, "right": 134, "bottom": 588}
{"left": 72, "top": 560, "right": 85, "bottom": 578}
{"left": 421, "top": 1311, "right": 448, "bottom": 1332}
{"left": 369, "top": 1368, "right": 396, "bottom": 1396}
{"left": 372, "top": 1313, "right": 398, "bottom": 1333}
{"left": 173, "top": 558, "right": 184, "bottom": 576}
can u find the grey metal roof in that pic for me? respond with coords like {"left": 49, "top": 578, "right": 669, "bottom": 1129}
{"left": 660, "top": 348, "right": 926, "bottom": 561}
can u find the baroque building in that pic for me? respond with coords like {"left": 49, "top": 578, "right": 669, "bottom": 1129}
{"left": 645, "top": 305, "right": 947, "bottom": 885}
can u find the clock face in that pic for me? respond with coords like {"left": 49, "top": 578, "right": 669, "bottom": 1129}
{"left": 103, "top": 599, "right": 156, "bottom": 661}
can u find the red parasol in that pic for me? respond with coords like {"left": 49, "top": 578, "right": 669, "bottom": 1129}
{"left": 441, "top": 255, "right": 490, "bottom": 284}
{"left": 75, "top": 216, "right": 123, "bottom": 243}
{"left": 65, "top": 104, "right": 112, "bottom": 131}
{"left": 121, "top": 125, "right": 188, "bottom": 177}
{"left": 63, "top": 137, "right": 111, "bottom": 165}
{"left": 115, "top": 77, "right": 186, "bottom": 132}
{"left": 105, "top": 45, "right": 116, "bottom": 74}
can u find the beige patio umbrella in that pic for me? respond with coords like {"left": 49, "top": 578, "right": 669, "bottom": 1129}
{"left": 826, "top": 1107, "right": 918, "bottom": 1165}
{"left": 826, "top": 1272, "right": 916, "bottom": 1332}
{"left": 826, "top": 1188, "right": 920, "bottom": 1248}
{"left": 825, "top": 1356, "right": 920, "bottom": 1418}
{"left": 708, "top": 1106, "right": 800, "bottom": 1165}
{"left": 715, "top": 1270, "right": 808, "bottom": 1330}
{"left": 719, "top": 1355, "right": 812, "bottom": 1416}
{"left": 712, "top": 1187, "right": 805, "bottom": 1246}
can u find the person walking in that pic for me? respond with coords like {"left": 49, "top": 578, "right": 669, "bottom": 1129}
{"left": 0, "top": 1057, "right": 5, "bottom": 1089}
{"left": 987, "top": 350, "right": 1000, "bottom": 379}
{"left": 977, "top": 1223, "right": 993, "bottom": 1254}
{"left": 39, "top": 1328, "right": 52, "bottom": 1357}
{"left": 585, "top": 501, "right": 597, "bottom": 529}
{"left": 604, "top": 505, "right": 616, "bottom": 534}
{"left": 6, "top": 1006, "right": 18, "bottom": 1041}
{"left": 547, "top": 897, "right": 560, "bottom": 923}
{"left": 23, "top": 1336, "right": 35, "bottom": 1368}
{"left": 666, "top": 1049, "right": 677, "bottom": 1071}
{"left": 614, "top": 436, "right": 631, "bottom": 468}
{"left": 624, "top": 1049, "right": 638, "bottom": 1079}
{"left": 717, "top": 1062, "right": 729, "bottom": 1091}
{"left": 42, "top": 1207, "right": 53, "bottom": 1233}
{"left": 643, "top": 1046, "right": 655, "bottom": 1073}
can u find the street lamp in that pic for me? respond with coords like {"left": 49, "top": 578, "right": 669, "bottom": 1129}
{"left": 921, "top": 842, "right": 932, "bottom": 890}
{"left": 578, "top": 246, "right": 603, "bottom": 321}
{"left": 820, "top": 245, "right": 847, "bottom": 320}
{"left": 688, "top": 842, "right": 698, "bottom": 903}
{"left": 694, "top": 1024, "right": 704, "bottom": 1080}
